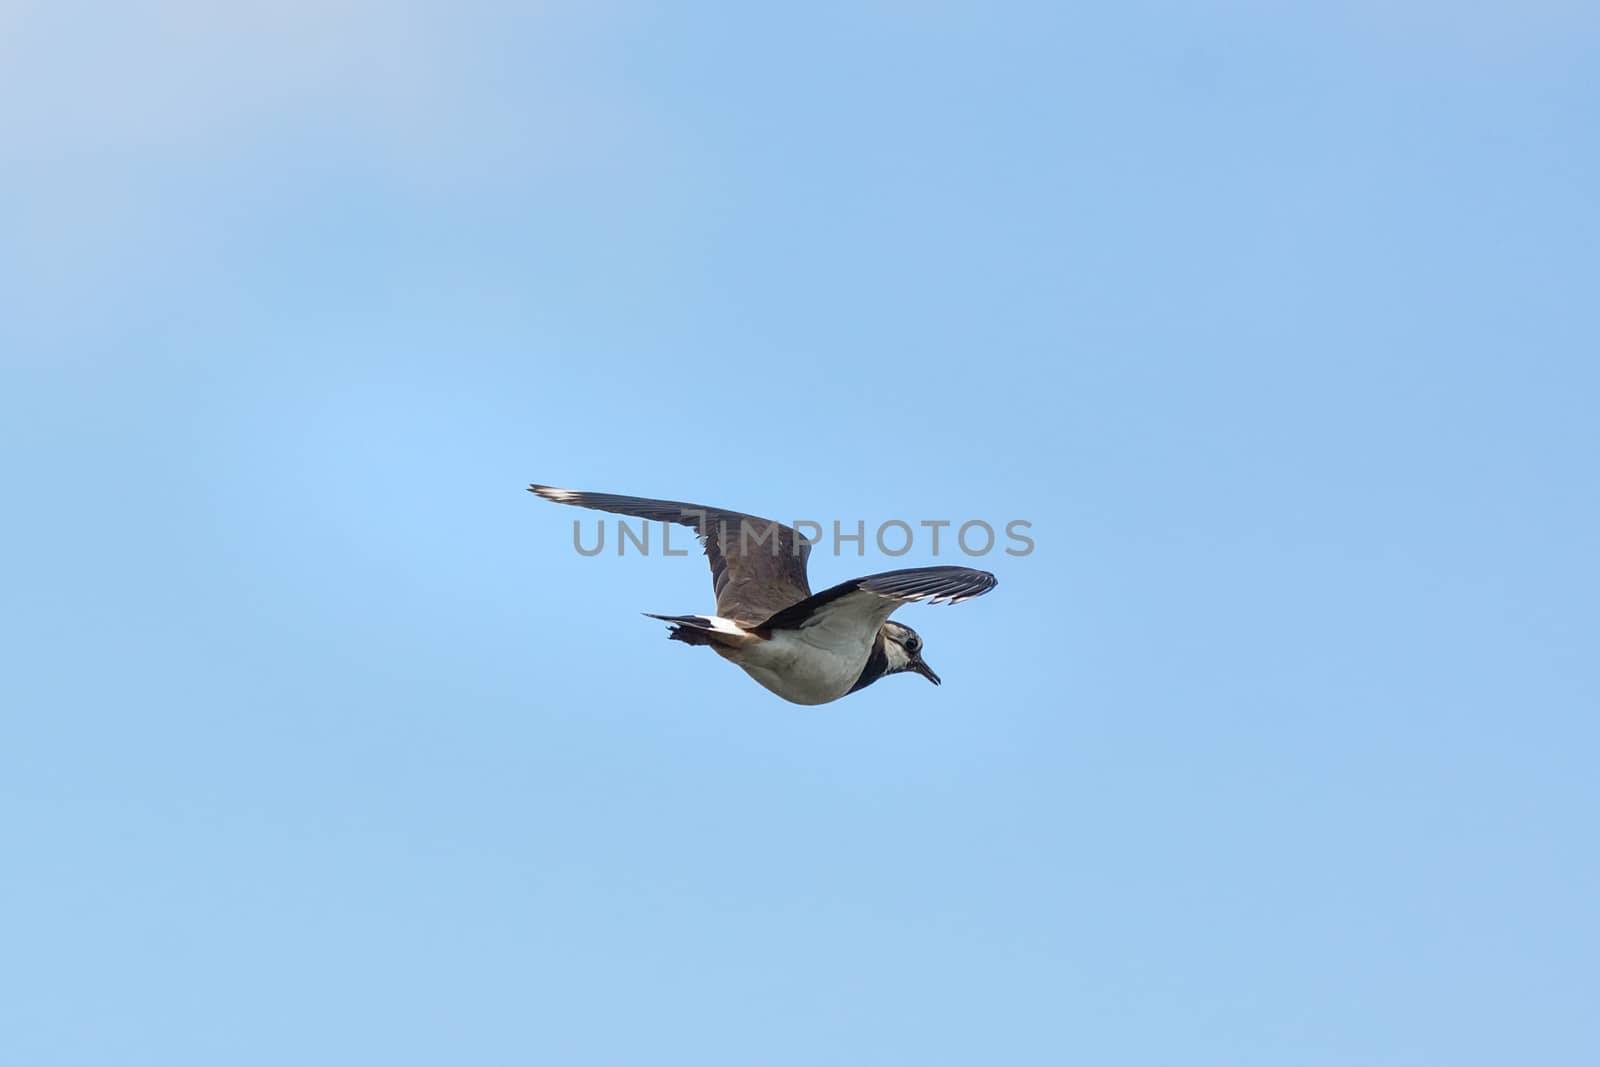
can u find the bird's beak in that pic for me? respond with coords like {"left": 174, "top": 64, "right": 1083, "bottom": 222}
{"left": 910, "top": 657, "right": 941, "bottom": 686}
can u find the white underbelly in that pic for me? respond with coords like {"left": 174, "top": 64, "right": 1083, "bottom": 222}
{"left": 725, "top": 629, "right": 873, "bottom": 706}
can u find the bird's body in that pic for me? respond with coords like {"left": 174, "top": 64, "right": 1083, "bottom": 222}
{"left": 527, "top": 484, "right": 997, "bottom": 704}
{"left": 732, "top": 623, "right": 877, "bottom": 705}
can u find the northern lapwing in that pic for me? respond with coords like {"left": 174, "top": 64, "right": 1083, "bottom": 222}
{"left": 527, "top": 484, "right": 998, "bottom": 705}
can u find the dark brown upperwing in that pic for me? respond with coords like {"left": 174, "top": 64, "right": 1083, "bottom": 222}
{"left": 527, "top": 484, "right": 813, "bottom": 624}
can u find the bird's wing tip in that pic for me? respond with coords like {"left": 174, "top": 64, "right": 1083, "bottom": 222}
{"left": 527, "top": 483, "right": 578, "bottom": 502}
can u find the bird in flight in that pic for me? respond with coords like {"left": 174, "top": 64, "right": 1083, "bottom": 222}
{"left": 527, "top": 484, "right": 998, "bottom": 705}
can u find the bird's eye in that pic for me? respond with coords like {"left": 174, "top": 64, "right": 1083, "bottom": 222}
{"left": 906, "top": 637, "right": 920, "bottom": 652}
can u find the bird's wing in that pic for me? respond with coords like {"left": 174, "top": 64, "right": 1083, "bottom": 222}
{"left": 758, "top": 565, "right": 997, "bottom": 637}
{"left": 528, "top": 484, "right": 813, "bottom": 624}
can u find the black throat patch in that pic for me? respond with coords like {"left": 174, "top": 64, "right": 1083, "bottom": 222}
{"left": 847, "top": 633, "right": 890, "bottom": 694}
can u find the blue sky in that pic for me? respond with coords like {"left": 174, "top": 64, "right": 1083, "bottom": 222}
{"left": 3, "top": 3, "right": 1597, "bottom": 1064}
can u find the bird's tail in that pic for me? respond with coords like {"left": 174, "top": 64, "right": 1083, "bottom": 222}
{"left": 641, "top": 613, "right": 755, "bottom": 648}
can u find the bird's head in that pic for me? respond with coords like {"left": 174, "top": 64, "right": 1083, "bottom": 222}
{"left": 880, "top": 621, "right": 940, "bottom": 686}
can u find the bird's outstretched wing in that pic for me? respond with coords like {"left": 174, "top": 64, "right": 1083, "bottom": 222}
{"left": 758, "top": 565, "right": 997, "bottom": 635}
{"left": 528, "top": 484, "right": 813, "bottom": 624}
